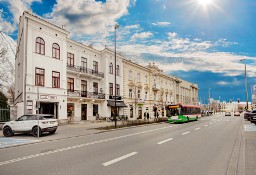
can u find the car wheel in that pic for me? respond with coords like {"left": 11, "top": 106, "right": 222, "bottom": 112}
{"left": 32, "top": 126, "right": 42, "bottom": 137}
{"left": 3, "top": 127, "right": 14, "bottom": 137}
{"left": 49, "top": 130, "right": 56, "bottom": 134}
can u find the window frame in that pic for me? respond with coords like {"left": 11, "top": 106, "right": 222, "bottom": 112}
{"left": 116, "top": 84, "right": 120, "bottom": 96}
{"left": 109, "top": 83, "right": 113, "bottom": 95}
{"left": 67, "top": 53, "right": 74, "bottom": 66}
{"left": 109, "top": 62, "right": 113, "bottom": 74}
{"left": 52, "top": 71, "right": 60, "bottom": 88}
{"left": 52, "top": 43, "right": 60, "bottom": 59}
{"left": 35, "top": 37, "right": 45, "bottom": 55}
{"left": 67, "top": 77, "right": 74, "bottom": 92}
{"left": 116, "top": 65, "right": 120, "bottom": 76}
{"left": 35, "top": 68, "right": 45, "bottom": 86}
{"left": 93, "top": 82, "right": 98, "bottom": 94}
{"left": 93, "top": 61, "right": 98, "bottom": 73}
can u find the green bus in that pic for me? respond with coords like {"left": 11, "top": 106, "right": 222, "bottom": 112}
{"left": 166, "top": 104, "right": 201, "bottom": 123}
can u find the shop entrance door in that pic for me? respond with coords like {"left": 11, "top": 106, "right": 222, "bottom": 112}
{"left": 138, "top": 107, "right": 142, "bottom": 119}
{"left": 81, "top": 104, "right": 87, "bottom": 120}
{"left": 111, "top": 107, "right": 118, "bottom": 117}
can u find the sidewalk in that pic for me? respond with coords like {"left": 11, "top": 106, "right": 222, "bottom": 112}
{"left": 0, "top": 120, "right": 122, "bottom": 142}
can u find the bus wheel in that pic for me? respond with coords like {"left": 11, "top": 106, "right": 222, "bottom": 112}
{"left": 196, "top": 116, "right": 198, "bottom": 121}
{"left": 187, "top": 117, "right": 189, "bottom": 122}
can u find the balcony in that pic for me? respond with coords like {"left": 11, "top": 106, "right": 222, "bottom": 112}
{"left": 66, "top": 64, "right": 104, "bottom": 78}
{"left": 67, "top": 90, "right": 105, "bottom": 99}
{"left": 152, "top": 84, "right": 160, "bottom": 91}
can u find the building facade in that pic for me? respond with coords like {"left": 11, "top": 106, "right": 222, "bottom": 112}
{"left": 123, "top": 61, "right": 199, "bottom": 120}
{"left": 14, "top": 11, "right": 198, "bottom": 123}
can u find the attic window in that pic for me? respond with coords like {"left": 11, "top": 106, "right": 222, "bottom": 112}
{"left": 39, "top": 27, "right": 42, "bottom": 30}
{"left": 55, "top": 34, "right": 57, "bottom": 36}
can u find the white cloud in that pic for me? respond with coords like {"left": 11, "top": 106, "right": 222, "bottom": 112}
{"left": 49, "top": 0, "right": 135, "bottom": 36}
{"left": 125, "top": 24, "right": 140, "bottom": 29}
{"left": 152, "top": 22, "right": 170, "bottom": 26}
{"left": 131, "top": 32, "right": 153, "bottom": 40}
{"left": 0, "top": 0, "right": 42, "bottom": 34}
{"left": 217, "top": 79, "right": 240, "bottom": 86}
{"left": 167, "top": 32, "right": 177, "bottom": 38}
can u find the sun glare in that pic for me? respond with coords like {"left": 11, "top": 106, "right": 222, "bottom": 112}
{"left": 197, "top": 0, "right": 213, "bottom": 6}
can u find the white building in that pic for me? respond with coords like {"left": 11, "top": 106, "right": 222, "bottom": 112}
{"left": 14, "top": 11, "right": 126, "bottom": 123}
{"left": 14, "top": 11, "right": 198, "bottom": 123}
{"left": 123, "top": 61, "right": 199, "bottom": 119}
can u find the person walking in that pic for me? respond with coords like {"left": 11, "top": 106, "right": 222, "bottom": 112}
{"left": 147, "top": 112, "right": 149, "bottom": 121}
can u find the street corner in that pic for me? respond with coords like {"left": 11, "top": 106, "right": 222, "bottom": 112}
{"left": 0, "top": 138, "right": 40, "bottom": 149}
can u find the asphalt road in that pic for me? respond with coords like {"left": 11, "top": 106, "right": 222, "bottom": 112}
{"left": 0, "top": 114, "right": 243, "bottom": 175}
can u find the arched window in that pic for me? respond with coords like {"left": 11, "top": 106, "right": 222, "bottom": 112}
{"left": 52, "top": 43, "right": 60, "bottom": 59}
{"left": 35, "top": 37, "right": 45, "bottom": 55}
{"left": 116, "top": 65, "right": 120, "bottom": 76}
{"left": 109, "top": 62, "right": 113, "bottom": 74}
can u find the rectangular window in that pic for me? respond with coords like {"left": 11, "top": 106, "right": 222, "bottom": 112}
{"left": 129, "top": 71, "right": 132, "bottom": 80}
{"left": 67, "top": 77, "right": 74, "bottom": 92}
{"left": 138, "top": 90, "right": 141, "bottom": 99}
{"left": 35, "top": 68, "right": 45, "bottom": 86}
{"left": 137, "top": 73, "right": 140, "bottom": 82}
{"left": 67, "top": 53, "right": 74, "bottom": 66}
{"left": 145, "top": 75, "right": 148, "bottom": 84}
{"left": 52, "top": 71, "right": 60, "bottom": 88}
{"left": 81, "top": 57, "right": 87, "bottom": 72}
{"left": 81, "top": 80, "right": 87, "bottom": 97}
{"left": 116, "top": 84, "right": 120, "bottom": 96}
{"left": 129, "top": 89, "right": 133, "bottom": 98}
{"left": 93, "top": 104, "right": 98, "bottom": 116}
{"left": 109, "top": 83, "right": 113, "bottom": 95}
{"left": 93, "top": 61, "right": 98, "bottom": 72}
{"left": 93, "top": 82, "right": 98, "bottom": 94}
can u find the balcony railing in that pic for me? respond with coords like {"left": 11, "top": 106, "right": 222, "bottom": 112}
{"left": 67, "top": 90, "right": 105, "bottom": 99}
{"left": 67, "top": 64, "right": 104, "bottom": 78}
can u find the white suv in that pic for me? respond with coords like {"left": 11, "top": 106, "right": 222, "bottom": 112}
{"left": 2, "top": 114, "right": 58, "bottom": 137}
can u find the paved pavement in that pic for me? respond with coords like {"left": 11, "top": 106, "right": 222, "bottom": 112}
{"left": 0, "top": 120, "right": 121, "bottom": 148}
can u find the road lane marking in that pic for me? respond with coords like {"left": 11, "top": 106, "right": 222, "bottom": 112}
{"left": 0, "top": 125, "right": 173, "bottom": 166}
{"left": 157, "top": 138, "right": 173, "bottom": 145}
{"left": 182, "top": 131, "right": 190, "bottom": 135}
{"left": 204, "top": 125, "right": 208, "bottom": 127}
{"left": 195, "top": 128, "right": 200, "bottom": 130}
{"left": 103, "top": 152, "right": 137, "bottom": 166}
{"left": 209, "top": 123, "right": 213, "bottom": 125}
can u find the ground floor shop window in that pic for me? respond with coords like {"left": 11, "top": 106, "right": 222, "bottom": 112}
{"left": 67, "top": 103, "right": 74, "bottom": 121}
{"left": 138, "top": 107, "right": 142, "bottom": 119}
{"left": 81, "top": 104, "right": 87, "bottom": 120}
{"left": 111, "top": 107, "right": 118, "bottom": 117}
{"left": 130, "top": 105, "right": 133, "bottom": 118}
{"left": 93, "top": 104, "right": 98, "bottom": 116}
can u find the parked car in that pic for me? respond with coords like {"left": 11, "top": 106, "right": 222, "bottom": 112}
{"left": 2, "top": 114, "right": 58, "bottom": 137}
{"left": 250, "top": 115, "right": 256, "bottom": 125}
{"left": 244, "top": 110, "right": 256, "bottom": 120}
{"left": 225, "top": 111, "right": 231, "bottom": 116}
{"left": 234, "top": 111, "right": 240, "bottom": 116}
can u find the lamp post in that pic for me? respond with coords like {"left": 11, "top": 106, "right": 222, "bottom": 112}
{"left": 240, "top": 59, "right": 248, "bottom": 110}
{"left": 114, "top": 24, "right": 119, "bottom": 128}
{"left": 208, "top": 88, "right": 211, "bottom": 113}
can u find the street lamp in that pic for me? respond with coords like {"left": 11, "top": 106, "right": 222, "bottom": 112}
{"left": 114, "top": 24, "right": 119, "bottom": 128}
{"left": 240, "top": 59, "right": 248, "bottom": 110}
{"left": 208, "top": 88, "right": 211, "bottom": 113}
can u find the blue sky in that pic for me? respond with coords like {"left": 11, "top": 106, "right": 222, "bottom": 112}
{"left": 1, "top": 0, "right": 256, "bottom": 103}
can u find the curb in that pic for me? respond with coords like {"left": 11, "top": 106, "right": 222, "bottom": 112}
{"left": 226, "top": 118, "right": 245, "bottom": 175}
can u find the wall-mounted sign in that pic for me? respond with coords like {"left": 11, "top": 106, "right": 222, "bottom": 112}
{"left": 40, "top": 95, "right": 48, "bottom": 99}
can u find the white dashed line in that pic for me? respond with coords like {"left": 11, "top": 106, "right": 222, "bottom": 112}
{"left": 182, "top": 131, "right": 190, "bottom": 135}
{"left": 157, "top": 138, "right": 173, "bottom": 145}
{"left": 103, "top": 152, "right": 137, "bottom": 166}
{"left": 0, "top": 126, "right": 173, "bottom": 166}
{"left": 195, "top": 128, "right": 200, "bottom": 130}
{"left": 204, "top": 125, "right": 208, "bottom": 127}
{"left": 209, "top": 123, "right": 213, "bottom": 125}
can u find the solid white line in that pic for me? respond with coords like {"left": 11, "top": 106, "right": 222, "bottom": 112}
{"left": 182, "top": 131, "right": 190, "bottom": 135}
{"left": 157, "top": 138, "right": 173, "bottom": 145}
{"left": 195, "top": 128, "right": 200, "bottom": 130}
{"left": 103, "top": 152, "right": 137, "bottom": 166}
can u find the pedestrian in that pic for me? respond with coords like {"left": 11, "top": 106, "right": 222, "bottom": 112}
{"left": 144, "top": 112, "right": 147, "bottom": 121}
{"left": 147, "top": 112, "right": 149, "bottom": 121}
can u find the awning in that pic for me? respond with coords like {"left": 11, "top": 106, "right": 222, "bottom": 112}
{"left": 107, "top": 100, "right": 127, "bottom": 107}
